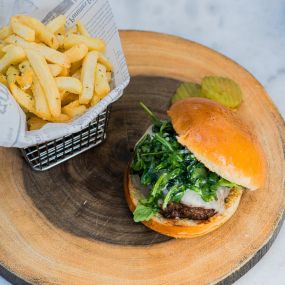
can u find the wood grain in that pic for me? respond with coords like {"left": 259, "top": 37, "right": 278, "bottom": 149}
{"left": 0, "top": 31, "right": 284, "bottom": 285}
{"left": 22, "top": 76, "right": 175, "bottom": 246}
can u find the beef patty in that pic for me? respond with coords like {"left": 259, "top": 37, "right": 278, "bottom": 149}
{"left": 161, "top": 203, "right": 216, "bottom": 220}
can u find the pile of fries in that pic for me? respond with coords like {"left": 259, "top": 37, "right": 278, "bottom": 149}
{"left": 0, "top": 15, "right": 112, "bottom": 130}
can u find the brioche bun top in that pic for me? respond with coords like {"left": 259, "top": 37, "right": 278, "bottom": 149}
{"left": 167, "top": 98, "right": 266, "bottom": 190}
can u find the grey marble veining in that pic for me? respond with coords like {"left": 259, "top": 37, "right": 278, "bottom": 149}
{"left": 0, "top": 1, "right": 285, "bottom": 284}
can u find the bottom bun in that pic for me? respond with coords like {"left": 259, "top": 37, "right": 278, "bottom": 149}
{"left": 124, "top": 168, "right": 243, "bottom": 238}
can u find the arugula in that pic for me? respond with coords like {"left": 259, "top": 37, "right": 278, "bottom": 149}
{"left": 133, "top": 204, "right": 158, "bottom": 222}
{"left": 131, "top": 103, "right": 241, "bottom": 222}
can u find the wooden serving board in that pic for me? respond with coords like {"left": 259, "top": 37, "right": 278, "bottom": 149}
{"left": 0, "top": 31, "right": 284, "bottom": 285}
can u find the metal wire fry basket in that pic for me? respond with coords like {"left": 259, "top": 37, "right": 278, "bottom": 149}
{"left": 21, "top": 106, "right": 111, "bottom": 171}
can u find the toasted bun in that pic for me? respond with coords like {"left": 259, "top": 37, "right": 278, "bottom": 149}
{"left": 168, "top": 98, "right": 266, "bottom": 190}
{"left": 125, "top": 171, "right": 243, "bottom": 238}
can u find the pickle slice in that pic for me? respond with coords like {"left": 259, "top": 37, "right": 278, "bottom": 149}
{"left": 171, "top": 82, "right": 202, "bottom": 104}
{"left": 201, "top": 76, "right": 242, "bottom": 108}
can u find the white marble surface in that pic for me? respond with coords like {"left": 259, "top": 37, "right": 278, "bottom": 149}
{"left": 1, "top": 0, "right": 285, "bottom": 284}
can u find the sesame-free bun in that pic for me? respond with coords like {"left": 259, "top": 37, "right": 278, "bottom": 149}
{"left": 124, "top": 98, "right": 265, "bottom": 238}
{"left": 125, "top": 171, "right": 243, "bottom": 238}
{"left": 168, "top": 98, "right": 266, "bottom": 190}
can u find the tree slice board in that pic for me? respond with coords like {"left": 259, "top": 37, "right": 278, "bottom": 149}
{"left": 0, "top": 31, "right": 284, "bottom": 285}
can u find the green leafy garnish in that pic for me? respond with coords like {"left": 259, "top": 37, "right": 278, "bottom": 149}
{"left": 162, "top": 184, "right": 182, "bottom": 209}
{"left": 140, "top": 102, "right": 162, "bottom": 128}
{"left": 131, "top": 104, "right": 241, "bottom": 222}
{"left": 133, "top": 203, "right": 158, "bottom": 222}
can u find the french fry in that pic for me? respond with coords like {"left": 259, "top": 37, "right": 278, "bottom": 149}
{"left": 18, "top": 60, "right": 31, "bottom": 73}
{"left": 5, "top": 34, "right": 25, "bottom": 45}
{"left": 70, "top": 59, "right": 82, "bottom": 75}
{"left": 55, "top": 76, "right": 82, "bottom": 94}
{"left": 48, "top": 63, "right": 62, "bottom": 77}
{"left": 0, "top": 73, "right": 8, "bottom": 87}
{"left": 98, "top": 53, "right": 112, "bottom": 71}
{"left": 16, "top": 15, "right": 59, "bottom": 49}
{"left": 64, "top": 34, "right": 105, "bottom": 51}
{"left": 9, "top": 82, "right": 35, "bottom": 111}
{"left": 63, "top": 98, "right": 78, "bottom": 107}
{"left": 61, "top": 92, "right": 78, "bottom": 106}
{"left": 6, "top": 66, "right": 19, "bottom": 85}
{"left": 94, "top": 63, "right": 110, "bottom": 97}
{"left": 49, "top": 113, "right": 70, "bottom": 122}
{"left": 0, "top": 26, "right": 12, "bottom": 40}
{"left": 1, "top": 43, "right": 7, "bottom": 51}
{"left": 72, "top": 69, "right": 81, "bottom": 80}
{"left": 90, "top": 94, "right": 101, "bottom": 106}
{"left": 57, "top": 25, "right": 65, "bottom": 36}
{"left": 91, "top": 64, "right": 110, "bottom": 106}
{"left": 36, "top": 43, "right": 70, "bottom": 68}
{"left": 66, "top": 26, "right": 78, "bottom": 36}
{"left": 16, "top": 68, "right": 33, "bottom": 90}
{"left": 0, "top": 46, "right": 25, "bottom": 73}
{"left": 1, "top": 44, "right": 14, "bottom": 53}
{"left": 106, "top": 71, "right": 112, "bottom": 83}
{"left": 56, "top": 34, "right": 65, "bottom": 48}
{"left": 5, "top": 35, "right": 70, "bottom": 68}
{"left": 25, "top": 88, "right": 33, "bottom": 96}
{"left": 59, "top": 89, "right": 65, "bottom": 97}
{"left": 10, "top": 17, "right": 35, "bottom": 42}
{"left": 26, "top": 49, "right": 61, "bottom": 117}
{"left": 80, "top": 51, "right": 98, "bottom": 104}
{"left": 76, "top": 20, "right": 90, "bottom": 37}
{"left": 64, "top": 44, "right": 88, "bottom": 63}
{"left": 28, "top": 116, "right": 47, "bottom": 130}
{"left": 46, "top": 15, "right": 66, "bottom": 34}
{"left": 32, "top": 75, "right": 51, "bottom": 120}
{"left": 59, "top": 66, "right": 70, "bottom": 76}
{"left": 0, "top": 46, "right": 5, "bottom": 58}
{"left": 62, "top": 100, "right": 86, "bottom": 118}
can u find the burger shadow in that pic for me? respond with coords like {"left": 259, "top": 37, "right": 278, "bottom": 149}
{"left": 22, "top": 76, "right": 180, "bottom": 246}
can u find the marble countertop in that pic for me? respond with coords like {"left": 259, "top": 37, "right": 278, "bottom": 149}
{"left": 0, "top": 0, "right": 285, "bottom": 284}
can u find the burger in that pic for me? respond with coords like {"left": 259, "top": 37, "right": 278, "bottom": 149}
{"left": 124, "top": 98, "right": 266, "bottom": 238}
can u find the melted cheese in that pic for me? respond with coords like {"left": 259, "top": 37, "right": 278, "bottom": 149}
{"left": 181, "top": 187, "right": 230, "bottom": 213}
